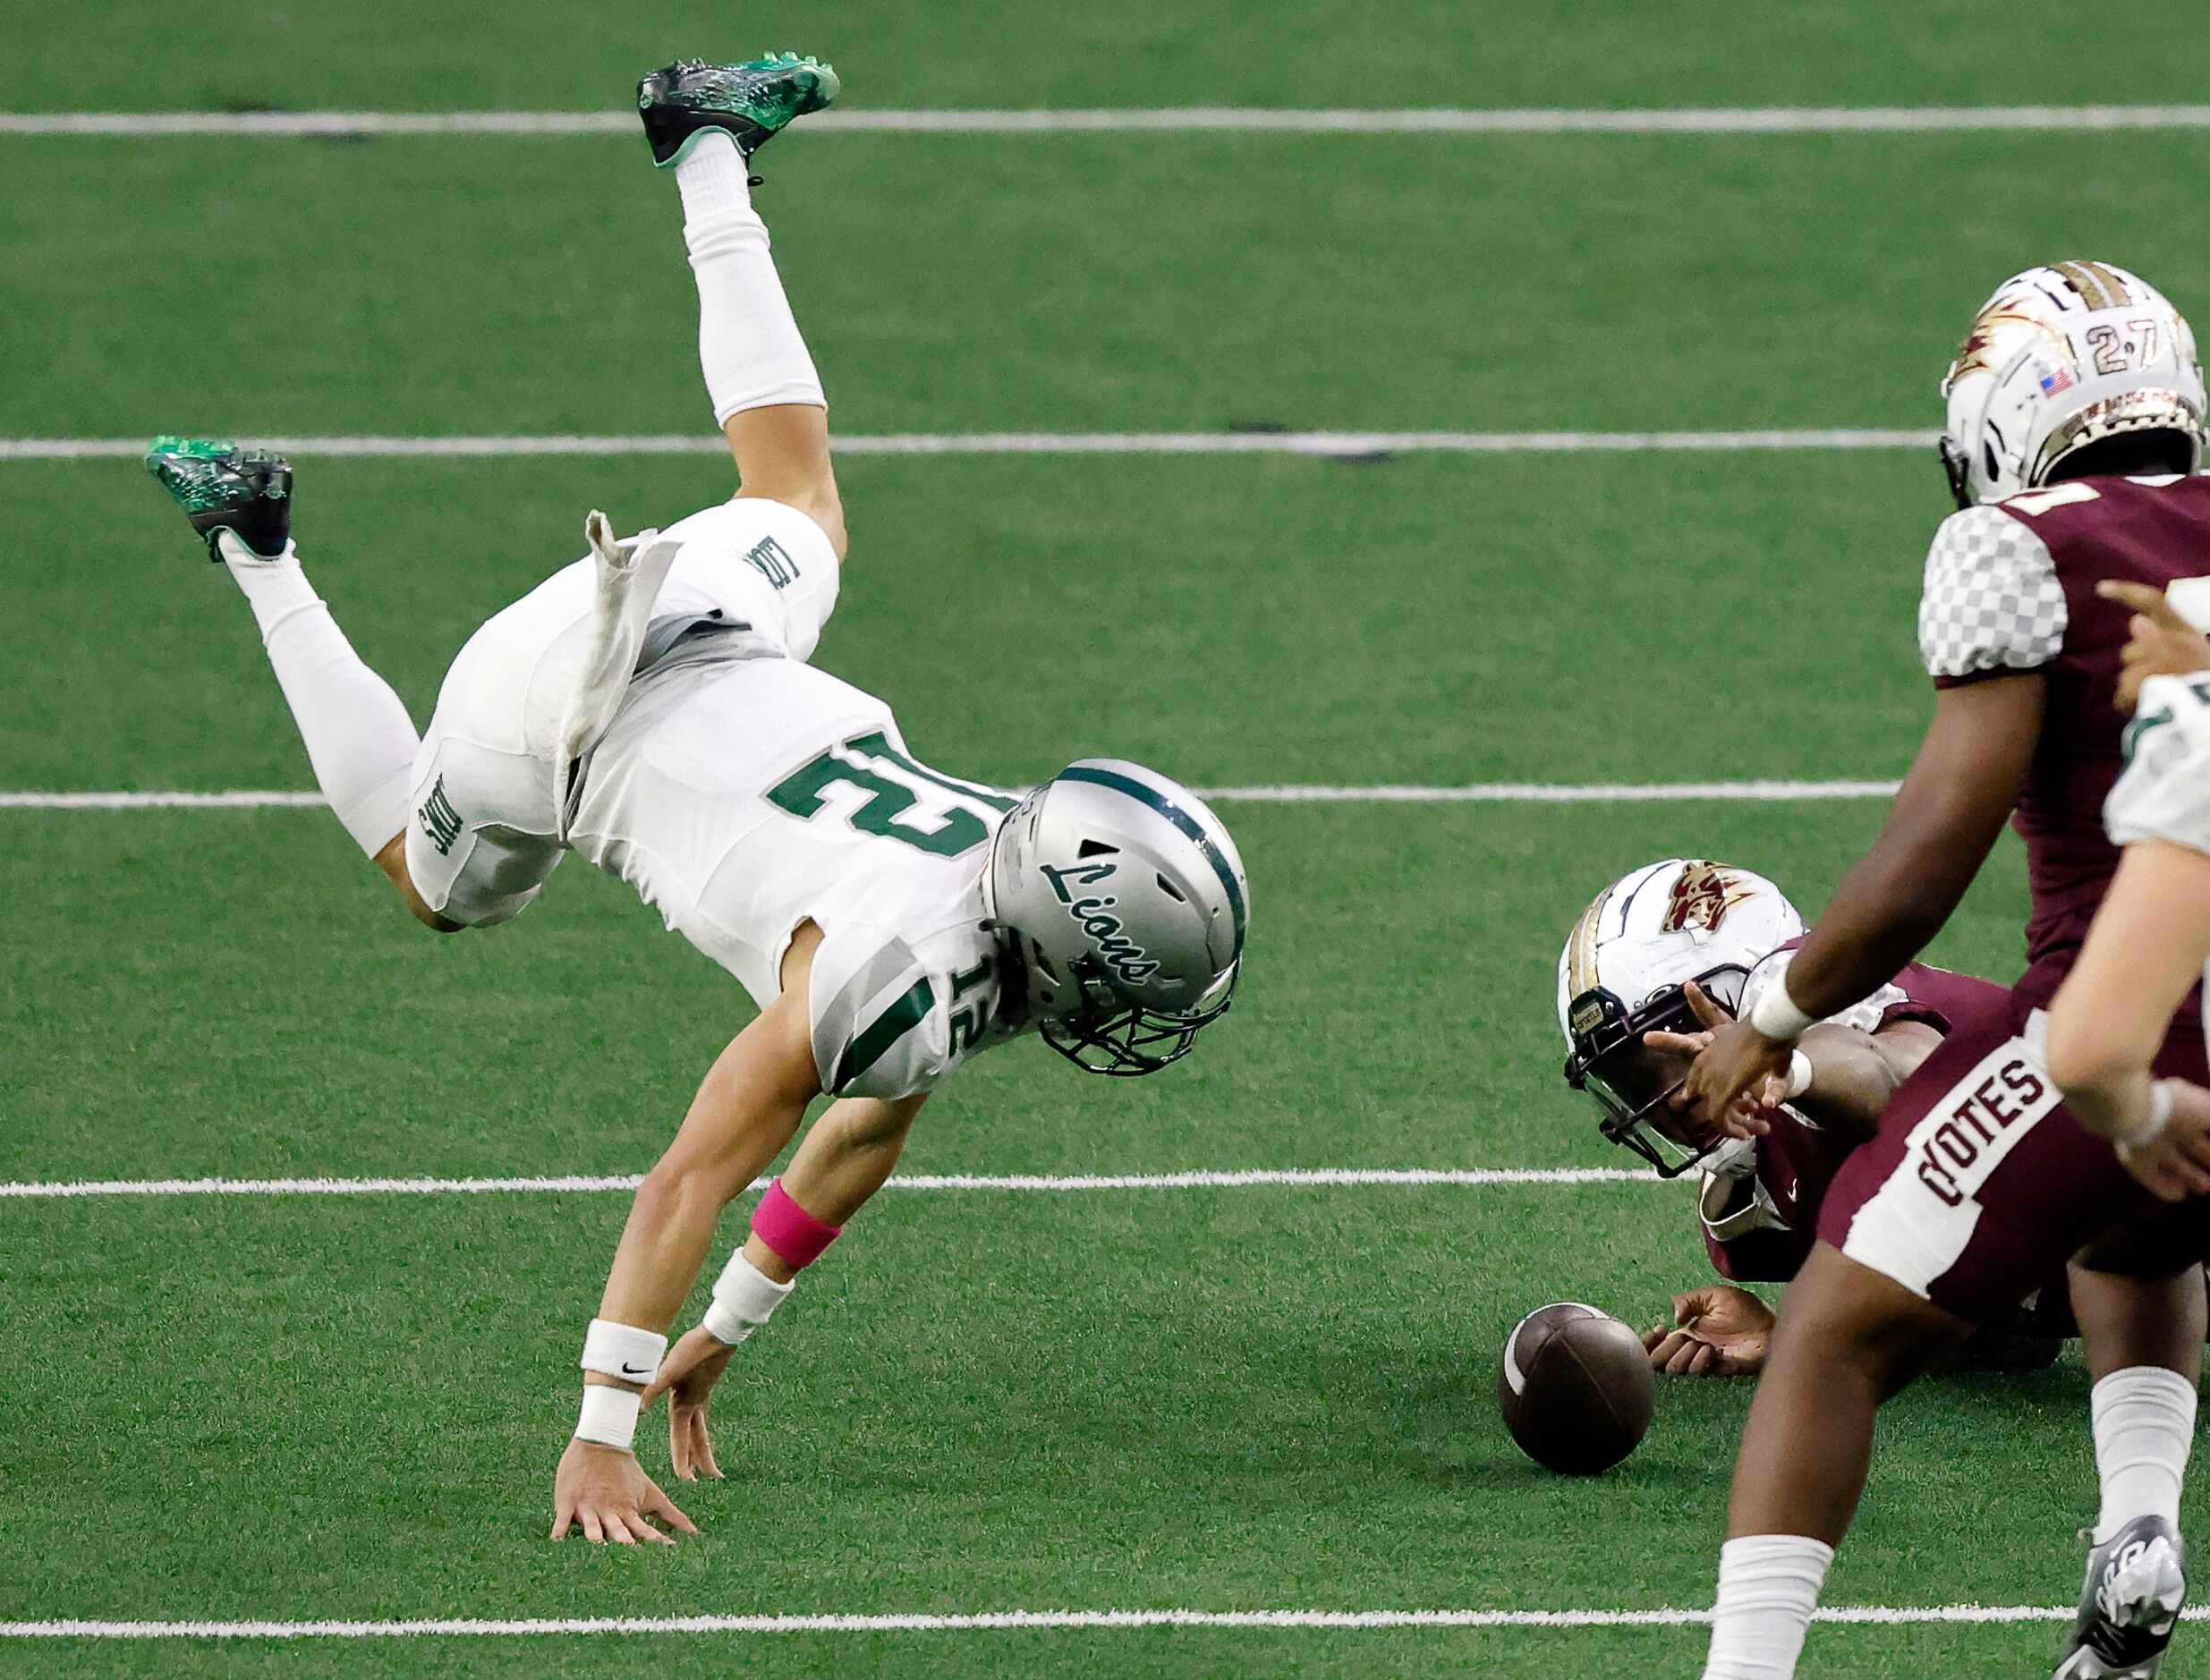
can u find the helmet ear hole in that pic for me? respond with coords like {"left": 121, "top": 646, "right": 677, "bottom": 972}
{"left": 1028, "top": 939, "right": 1059, "bottom": 983}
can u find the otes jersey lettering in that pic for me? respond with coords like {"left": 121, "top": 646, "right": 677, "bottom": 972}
{"left": 1841, "top": 1027, "right": 2061, "bottom": 1299}
{"left": 1909, "top": 1053, "right": 2052, "bottom": 1209}
{"left": 1703, "top": 955, "right": 2006, "bottom": 1284}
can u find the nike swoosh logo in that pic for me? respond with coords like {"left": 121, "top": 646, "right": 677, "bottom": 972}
{"left": 620, "top": 1362, "right": 651, "bottom": 1377}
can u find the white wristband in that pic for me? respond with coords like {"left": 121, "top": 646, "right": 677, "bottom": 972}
{"left": 2121, "top": 1079, "right": 2177, "bottom": 1147}
{"left": 701, "top": 1252, "right": 795, "bottom": 1346}
{"left": 579, "top": 1318, "right": 667, "bottom": 1386}
{"left": 1747, "top": 981, "right": 1816, "bottom": 1044}
{"left": 574, "top": 1383, "right": 642, "bottom": 1451}
{"left": 1785, "top": 1049, "right": 1815, "bottom": 1100}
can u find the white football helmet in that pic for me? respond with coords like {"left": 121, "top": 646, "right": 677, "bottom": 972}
{"left": 984, "top": 759, "right": 1247, "bottom": 1075}
{"left": 1940, "top": 259, "right": 2206, "bottom": 507}
{"left": 1556, "top": 860, "right": 1803, "bottom": 1173}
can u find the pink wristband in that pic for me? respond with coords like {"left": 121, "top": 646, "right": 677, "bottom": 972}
{"left": 752, "top": 1178, "right": 843, "bottom": 1270}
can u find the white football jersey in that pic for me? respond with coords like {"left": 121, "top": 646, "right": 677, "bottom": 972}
{"left": 574, "top": 656, "right": 1024, "bottom": 1099}
{"left": 2106, "top": 669, "right": 2210, "bottom": 1044}
{"left": 407, "top": 496, "right": 1024, "bottom": 1099}
{"left": 2107, "top": 669, "right": 2210, "bottom": 856}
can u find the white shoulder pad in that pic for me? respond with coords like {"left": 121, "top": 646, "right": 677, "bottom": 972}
{"left": 808, "top": 921, "right": 1011, "bottom": 1099}
{"left": 2107, "top": 673, "right": 2210, "bottom": 856}
{"left": 1742, "top": 948, "right": 1901, "bottom": 1037}
{"left": 1917, "top": 504, "right": 2066, "bottom": 681}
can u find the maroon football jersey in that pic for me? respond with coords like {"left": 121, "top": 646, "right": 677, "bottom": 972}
{"left": 1919, "top": 473, "right": 2210, "bottom": 1022}
{"left": 1704, "top": 957, "right": 2007, "bottom": 1282}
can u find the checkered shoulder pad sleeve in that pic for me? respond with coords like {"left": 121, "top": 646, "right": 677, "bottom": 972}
{"left": 1916, "top": 505, "right": 2066, "bottom": 681}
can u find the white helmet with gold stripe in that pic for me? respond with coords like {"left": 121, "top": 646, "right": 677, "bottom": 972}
{"left": 1555, "top": 859, "right": 1803, "bottom": 1039}
{"left": 1940, "top": 259, "right": 2206, "bottom": 508}
{"left": 1556, "top": 860, "right": 1803, "bottom": 1174}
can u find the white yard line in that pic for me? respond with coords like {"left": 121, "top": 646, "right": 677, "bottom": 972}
{"left": 0, "top": 782, "right": 1900, "bottom": 811}
{"left": 0, "top": 1167, "right": 1660, "bottom": 1200}
{"left": 1198, "top": 780, "right": 1904, "bottom": 802}
{"left": 4, "top": 105, "right": 2210, "bottom": 137}
{"left": 0, "top": 429, "right": 1934, "bottom": 462}
{"left": 0, "top": 1604, "right": 2068, "bottom": 1639}
{"left": 0, "top": 792, "right": 332, "bottom": 810}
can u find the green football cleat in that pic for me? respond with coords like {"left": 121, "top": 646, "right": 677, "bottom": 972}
{"left": 636, "top": 51, "right": 839, "bottom": 173}
{"left": 146, "top": 437, "right": 293, "bottom": 560}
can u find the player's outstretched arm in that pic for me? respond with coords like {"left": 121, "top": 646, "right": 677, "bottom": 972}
{"left": 2047, "top": 841, "right": 2210, "bottom": 1198}
{"left": 1679, "top": 675, "right": 2044, "bottom": 1128}
{"left": 643, "top": 1090, "right": 925, "bottom": 1481}
{"left": 1789, "top": 1020, "right": 1942, "bottom": 1140}
{"left": 1648, "top": 981, "right": 1935, "bottom": 1141}
{"left": 551, "top": 938, "right": 826, "bottom": 1543}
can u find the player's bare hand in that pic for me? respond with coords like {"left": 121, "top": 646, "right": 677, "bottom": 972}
{"left": 1643, "top": 980, "right": 1738, "bottom": 1060}
{"left": 549, "top": 1434, "right": 697, "bottom": 1543}
{"left": 2116, "top": 1080, "right": 2210, "bottom": 1203}
{"left": 1675, "top": 1016, "right": 1790, "bottom": 1138}
{"left": 2100, "top": 580, "right": 2210, "bottom": 712}
{"left": 640, "top": 1326, "right": 737, "bottom": 1482}
{"left": 1642, "top": 1285, "right": 1774, "bottom": 1377}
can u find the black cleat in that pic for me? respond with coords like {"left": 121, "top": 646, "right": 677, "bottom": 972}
{"left": 636, "top": 52, "right": 838, "bottom": 175}
{"left": 2053, "top": 1515, "right": 2188, "bottom": 1678}
{"left": 146, "top": 437, "right": 293, "bottom": 560}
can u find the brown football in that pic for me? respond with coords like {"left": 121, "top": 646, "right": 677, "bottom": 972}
{"left": 1497, "top": 1302, "right": 1656, "bottom": 1475}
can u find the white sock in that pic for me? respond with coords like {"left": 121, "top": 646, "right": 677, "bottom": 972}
{"left": 674, "top": 132, "right": 826, "bottom": 424}
{"left": 1702, "top": 1534, "right": 1835, "bottom": 1680}
{"left": 2093, "top": 1365, "right": 2197, "bottom": 1543}
{"left": 220, "top": 533, "right": 419, "bottom": 857}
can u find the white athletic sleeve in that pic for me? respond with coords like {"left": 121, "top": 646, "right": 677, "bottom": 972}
{"left": 807, "top": 921, "right": 1009, "bottom": 1099}
{"left": 2107, "top": 672, "right": 2210, "bottom": 856}
{"left": 718, "top": 497, "right": 841, "bottom": 664}
{"left": 1741, "top": 949, "right": 1908, "bottom": 1037}
{"left": 1916, "top": 504, "right": 2067, "bottom": 682}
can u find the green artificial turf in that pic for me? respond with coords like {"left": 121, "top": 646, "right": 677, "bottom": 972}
{"left": 13, "top": 131, "right": 2210, "bottom": 440}
{"left": 8, "top": 0, "right": 2210, "bottom": 112}
{"left": 9, "top": 450, "right": 1944, "bottom": 793}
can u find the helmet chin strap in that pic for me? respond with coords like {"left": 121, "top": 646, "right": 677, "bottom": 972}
{"left": 1938, "top": 435, "right": 1975, "bottom": 511}
{"left": 976, "top": 920, "right": 1034, "bottom": 1028}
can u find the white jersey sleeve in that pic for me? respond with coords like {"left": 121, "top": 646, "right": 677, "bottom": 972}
{"left": 2107, "top": 672, "right": 2210, "bottom": 856}
{"left": 807, "top": 920, "right": 1014, "bottom": 1099}
{"left": 1917, "top": 504, "right": 2067, "bottom": 682}
{"left": 1742, "top": 949, "right": 1908, "bottom": 1037}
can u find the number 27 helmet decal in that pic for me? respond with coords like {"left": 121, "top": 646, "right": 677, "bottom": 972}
{"left": 1940, "top": 259, "right": 2206, "bottom": 509}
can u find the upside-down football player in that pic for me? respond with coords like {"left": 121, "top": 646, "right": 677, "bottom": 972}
{"left": 1554, "top": 857, "right": 2075, "bottom": 1379}
{"left": 147, "top": 55, "right": 1248, "bottom": 1548}
{"left": 1675, "top": 261, "right": 2210, "bottom": 1680}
